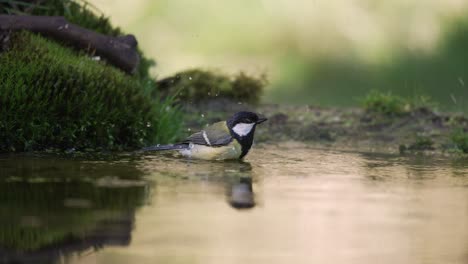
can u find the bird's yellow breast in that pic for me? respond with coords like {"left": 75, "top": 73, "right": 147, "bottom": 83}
{"left": 179, "top": 141, "right": 242, "bottom": 160}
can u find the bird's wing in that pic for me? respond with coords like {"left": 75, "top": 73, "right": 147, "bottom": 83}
{"left": 183, "top": 121, "right": 233, "bottom": 147}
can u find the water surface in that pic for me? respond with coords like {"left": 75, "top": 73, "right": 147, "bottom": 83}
{"left": 1, "top": 143, "right": 468, "bottom": 264}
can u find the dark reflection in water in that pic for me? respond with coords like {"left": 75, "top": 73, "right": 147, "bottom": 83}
{"left": 0, "top": 153, "right": 255, "bottom": 263}
{"left": 1, "top": 145, "right": 468, "bottom": 264}
{"left": 229, "top": 177, "right": 255, "bottom": 209}
{"left": 0, "top": 154, "right": 149, "bottom": 264}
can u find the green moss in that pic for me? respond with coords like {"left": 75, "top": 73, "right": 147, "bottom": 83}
{"left": 157, "top": 69, "right": 265, "bottom": 104}
{"left": 450, "top": 128, "right": 468, "bottom": 153}
{"left": 361, "top": 90, "right": 408, "bottom": 116}
{"left": 231, "top": 72, "right": 267, "bottom": 104}
{"left": 0, "top": 31, "right": 182, "bottom": 152}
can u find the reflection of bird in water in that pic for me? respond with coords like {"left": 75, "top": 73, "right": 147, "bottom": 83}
{"left": 229, "top": 177, "right": 255, "bottom": 209}
{"left": 141, "top": 153, "right": 257, "bottom": 208}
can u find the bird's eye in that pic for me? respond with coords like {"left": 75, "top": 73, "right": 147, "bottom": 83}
{"left": 244, "top": 119, "right": 252, "bottom": 123}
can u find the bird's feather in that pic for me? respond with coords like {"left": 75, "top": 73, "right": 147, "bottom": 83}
{"left": 142, "top": 144, "right": 188, "bottom": 151}
{"left": 183, "top": 121, "right": 233, "bottom": 146}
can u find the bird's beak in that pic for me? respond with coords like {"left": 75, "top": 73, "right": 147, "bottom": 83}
{"left": 256, "top": 116, "right": 268, "bottom": 124}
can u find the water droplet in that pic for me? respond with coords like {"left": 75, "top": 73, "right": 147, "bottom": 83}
{"left": 450, "top": 94, "right": 457, "bottom": 104}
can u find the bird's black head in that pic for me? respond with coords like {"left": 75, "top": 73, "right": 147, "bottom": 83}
{"left": 227, "top": 111, "right": 267, "bottom": 159}
{"left": 227, "top": 111, "right": 267, "bottom": 131}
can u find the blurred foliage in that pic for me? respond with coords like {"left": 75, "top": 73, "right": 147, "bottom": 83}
{"left": 362, "top": 91, "right": 408, "bottom": 116}
{"left": 83, "top": 0, "right": 468, "bottom": 113}
{"left": 0, "top": 31, "right": 182, "bottom": 152}
{"left": 450, "top": 128, "right": 468, "bottom": 153}
{"left": 269, "top": 14, "right": 468, "bottom": 113}
{"left": 361, "top": 90, "right": 436, "bottom": 116}
{"left": 157, "top": 69, "right": 266, "bottom": 104}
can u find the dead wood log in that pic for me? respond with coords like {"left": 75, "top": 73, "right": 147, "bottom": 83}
{"left": 0, "top": 15, "right": 140, "bottom": 74}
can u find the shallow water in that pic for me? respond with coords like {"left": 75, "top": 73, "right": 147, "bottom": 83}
{"left": 1, "top": 143, "right": 468, "bottom": 264}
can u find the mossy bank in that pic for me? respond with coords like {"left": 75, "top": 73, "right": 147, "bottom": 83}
{"left": 0, "top": 0, "right": 186, "bottom": 152}
{"left": 0, "top": 31, "right": 183, "bottom": 152}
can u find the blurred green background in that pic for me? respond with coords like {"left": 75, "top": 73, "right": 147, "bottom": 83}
{"left": 93, "top": 0, "right": 468, "bottom": 112}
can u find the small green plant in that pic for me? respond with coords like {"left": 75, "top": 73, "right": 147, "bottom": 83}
{"left": 408, "top": 136, "right": 435, "bottom": 151}
{"left": 157, "top": 69, "right": 265, "bottom": 104}
{"left": 150, "top": 93, "right": 184, "bottom": 144}
{"left": 411, "top": 95, "right": 439, "bottom": 111}
{"left": 361, "top": 90, "right": 408, "bottom": 116}
{"left": 450, "top": 128, "right": 468, "bottom": 153}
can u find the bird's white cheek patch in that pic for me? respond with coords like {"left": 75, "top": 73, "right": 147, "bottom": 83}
{"left": 232, "top": 123, "right": 254, "bottom": 136}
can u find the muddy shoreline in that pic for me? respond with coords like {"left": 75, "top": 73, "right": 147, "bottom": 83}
{"left": 182, "top": 100, "right": 468, "bottom": 155}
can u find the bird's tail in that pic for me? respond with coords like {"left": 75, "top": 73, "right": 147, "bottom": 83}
{"left": 141, "top": 144, "right": 188, "bottom": 151}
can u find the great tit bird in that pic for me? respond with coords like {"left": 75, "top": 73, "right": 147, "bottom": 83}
{"left": 143, "top": 111, "right": 267, "bottom": 160}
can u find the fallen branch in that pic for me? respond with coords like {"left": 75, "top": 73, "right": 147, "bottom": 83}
{"left": 0, "top": 15, "right": 140, "bottom": 74}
